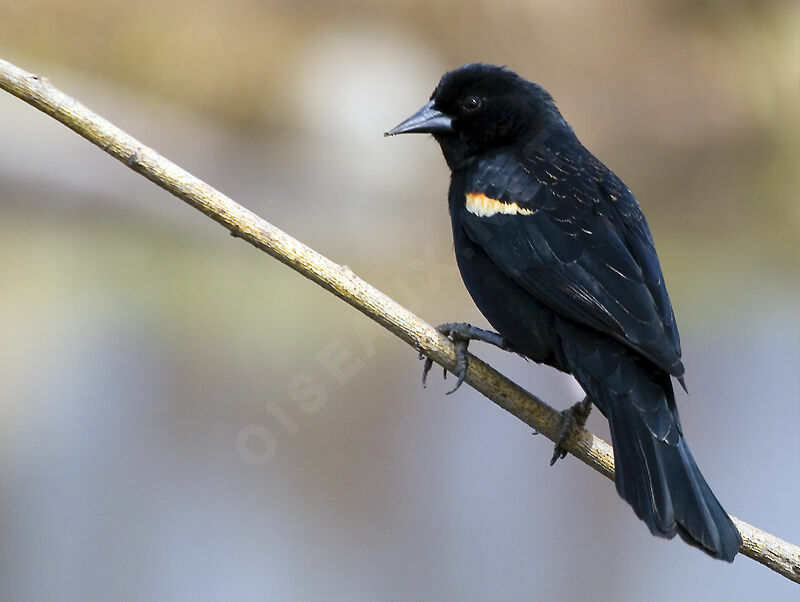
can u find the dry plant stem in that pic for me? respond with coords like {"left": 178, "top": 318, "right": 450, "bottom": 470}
{"left": 1, "top": 57, "right": 797, "bottom": 584}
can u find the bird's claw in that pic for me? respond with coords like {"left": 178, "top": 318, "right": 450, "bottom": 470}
{"left": 420, "top": 352, "right": 449, "bottom": 388}
{"left": 550, "top": 440, "right": 569, "bottom": 466}
{"left": 550, "top": 396, "right": 593, "bottom": 466}
{"left": 420, "top": 322, "right": 503, "bottom": 393}
{"left": 420, "top": 322, "right": 510, "bottom": 394}
{"left": 419, "top": 324, "right": 470, "bottom": 392}
{"left": 446, "top": 334, "right": 469, "bottom": 394}
{"left": 420, "top": 353, "right": 432, "bottom": 387}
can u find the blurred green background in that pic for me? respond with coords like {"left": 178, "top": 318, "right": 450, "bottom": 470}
{"left": 1, "top": 1, "right": 798, "bottom": 600}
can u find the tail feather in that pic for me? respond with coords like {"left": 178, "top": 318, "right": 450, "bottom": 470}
{"left": 605, "top": 395, "right": 674, "bottom": 534}
{"left": 670, "top": 439, "right": 739, "bottom": 558}
{"left": 558, "top": 319, "right": 740, "bottom": 560}
{"left": 603, "top": 390, "right": 741, "bottom": 562}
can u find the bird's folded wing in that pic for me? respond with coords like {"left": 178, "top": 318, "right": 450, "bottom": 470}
{"left": 461, "top": 158, "right": 683, "bottom": 377}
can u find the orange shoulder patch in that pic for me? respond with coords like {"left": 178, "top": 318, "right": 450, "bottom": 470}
{"left": 465, "top": 192, "right": 534, "bottom": 217}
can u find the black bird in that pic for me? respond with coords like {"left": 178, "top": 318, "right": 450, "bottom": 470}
{"left": 386, "top": 63, "right": 740, "bottom": 561}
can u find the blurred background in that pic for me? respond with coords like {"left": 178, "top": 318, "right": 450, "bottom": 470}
{"left": 1, "top": 1, "right": 798, "bottom": 600}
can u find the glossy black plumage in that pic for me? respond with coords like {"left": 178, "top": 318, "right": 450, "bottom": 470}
{"left": 388, "top": 63, "right": 741, "bottom": 561}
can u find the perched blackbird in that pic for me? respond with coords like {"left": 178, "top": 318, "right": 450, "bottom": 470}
{"left": 386, "top": 63, "right": 740, "bottom": 561}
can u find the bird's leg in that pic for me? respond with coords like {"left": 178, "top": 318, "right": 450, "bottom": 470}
{"left": 550, "top": 395, "right": 593, "bottom": 465}
{"left": 421, "top": 322, "right": 512, "bottom": 394}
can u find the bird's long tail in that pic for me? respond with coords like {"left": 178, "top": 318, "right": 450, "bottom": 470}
{"left": 595, "top": 372, "right": 741, "bottom": 561}
{"left": 564, "top": 332, "right": 741, "bottom": 561}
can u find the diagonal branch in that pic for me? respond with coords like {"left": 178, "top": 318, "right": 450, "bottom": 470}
{"left": 1, "top": 57, "right": 797, "bottom": 584}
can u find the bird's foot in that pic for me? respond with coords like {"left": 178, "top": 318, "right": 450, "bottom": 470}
{"left": 421, "top": 322, "right": 510, "bottom": 394}
{"left": 550, "top": 395, "right": 593, "bottom": 466}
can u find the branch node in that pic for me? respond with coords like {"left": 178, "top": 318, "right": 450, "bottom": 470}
{"left": 125, "top": 149, "right": 141, "bottom": 168}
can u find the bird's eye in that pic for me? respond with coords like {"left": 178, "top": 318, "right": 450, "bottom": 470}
{"left": 461, "top": 95, "right": 482, "bottom": 113}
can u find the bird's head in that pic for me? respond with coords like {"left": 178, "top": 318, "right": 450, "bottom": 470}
{"left": 386, "top": 63, "right": 566, "bottom": 168}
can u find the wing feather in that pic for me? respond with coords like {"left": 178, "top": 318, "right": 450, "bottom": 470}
{"left": 460, "top": 145, "right": 684, "bottom": 377}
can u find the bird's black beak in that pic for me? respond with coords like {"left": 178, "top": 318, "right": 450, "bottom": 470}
{"left": 384, "top": 100, "right": 453, "bottom": 136}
